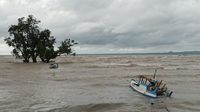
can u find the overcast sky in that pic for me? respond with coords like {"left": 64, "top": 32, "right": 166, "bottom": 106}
{"left": 0, "top": 0, "right": 200, "bottom": 54}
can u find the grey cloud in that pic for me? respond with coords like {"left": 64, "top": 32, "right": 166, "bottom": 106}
{"left": 0, "top": 0, "right": 200, "bottom": 54}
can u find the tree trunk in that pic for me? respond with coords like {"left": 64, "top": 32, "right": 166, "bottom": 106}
{"left": 23, "top": 58, "right": 29, "bottom": 63}
{"left": 32, "top": 57, "right": 37, "bottom": 63}
{"left": 40, "top": 57, "right": 45, "bottom": 63}
{"left": 46, "top": 58, "right": 50, "bottom": 63}
{"left": 31, "top": 52, "right": 38, "bottom": 63}
{"left": 23, "top": 54, "right": 30, "bottom": 63}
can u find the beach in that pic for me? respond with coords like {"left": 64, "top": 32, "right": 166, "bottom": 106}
{"left": 0, "top": 55, "right": 200, "bottom": 112}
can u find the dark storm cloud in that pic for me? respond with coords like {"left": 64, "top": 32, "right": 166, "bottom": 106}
{"left": 0, "top": 0, "right": 200, "bottom": 54}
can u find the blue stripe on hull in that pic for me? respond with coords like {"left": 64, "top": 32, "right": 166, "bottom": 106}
{"left": 129, "top": 85, "right": 157, "bottom": 98}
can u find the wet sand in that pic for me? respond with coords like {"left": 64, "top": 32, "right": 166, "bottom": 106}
{"left": 0, "top": 55, "right": 200, "bottom": 112}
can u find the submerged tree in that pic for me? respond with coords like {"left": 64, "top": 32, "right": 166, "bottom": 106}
{"left": 4, "top": 15, "right": 77, "bottom": 63}
{"left": 37, "top": 29, "right": 57, "bottom": 63}
{"left": 5, "top": 15, "right": 40, "bottom": 63}
{"left": 58, "top": 39, "right": 78, "bottom": 56}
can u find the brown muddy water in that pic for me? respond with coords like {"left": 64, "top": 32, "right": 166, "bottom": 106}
{"left": 0, "top": 55, "right": 200, "bottom": 112}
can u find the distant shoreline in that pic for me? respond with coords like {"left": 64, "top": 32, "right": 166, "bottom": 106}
{"left": 2, "top": 51, "right": 200, "bottom": 56}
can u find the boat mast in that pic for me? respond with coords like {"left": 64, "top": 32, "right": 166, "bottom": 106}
{"left": 153, "top": 69, "right": 157, "bottom": 79}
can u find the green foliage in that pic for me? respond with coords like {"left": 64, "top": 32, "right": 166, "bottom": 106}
{"left": 58, "top": 39, "right": 78, "bottom": 55}
{"left": 4, "top": 15, "right": 77, "bottom": 63}
{"left": 37, "top": 29, "right": 57, "bottom": 63}
{"left": 5, "top": 15, "right": 40, "bottom": 62}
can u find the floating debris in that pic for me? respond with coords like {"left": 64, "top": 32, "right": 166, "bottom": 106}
{"left": 49, "top": 63, "right": 59, "bottom": 69}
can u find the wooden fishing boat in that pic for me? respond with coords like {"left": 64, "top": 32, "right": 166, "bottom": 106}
{"left": 130, "top": 70, "right": 173, "bottom": 98}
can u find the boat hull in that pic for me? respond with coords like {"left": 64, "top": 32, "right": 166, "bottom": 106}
{"left": 130, "top": 80, "right": 157, "bottom": 98}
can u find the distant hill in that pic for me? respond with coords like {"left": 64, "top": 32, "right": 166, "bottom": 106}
{"left": 129, "top": 51, "right": 200, "bottom": 55}
{"left": 78, "top": 51, "right": 200, "bottom": 55}
{"left": 165, "top": 51, "right": 200, "bottom": 55}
